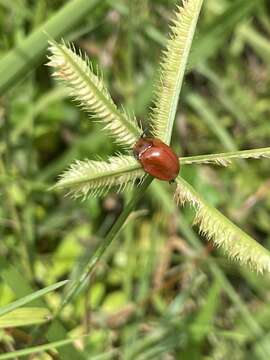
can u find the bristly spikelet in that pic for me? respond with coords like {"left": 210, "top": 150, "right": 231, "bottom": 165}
{"left": 181, "top": 147, "right": 270, "bottom": 166}
{"left": 47, "top": 41, "right": 141, "bottom": 149}
{"left": 174, "top": 177, "right": 270, "bottom": 273}
{"left": 54, "top": 155, "right": 145, "bottom": 199}
{"left": 150, "top": 0, "right": 203, "bottom": 144}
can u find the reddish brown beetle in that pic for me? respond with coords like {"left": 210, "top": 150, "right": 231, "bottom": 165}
{"left": 133, "top": 136, "right": 180, "bottom": 181}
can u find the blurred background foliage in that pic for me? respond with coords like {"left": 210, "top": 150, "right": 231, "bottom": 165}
{"left": 1, "top": 0, "right": 270, "bottom": 358}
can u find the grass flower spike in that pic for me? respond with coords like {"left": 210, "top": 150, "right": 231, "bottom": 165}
{"left": 55, "top": 155, "right": 144, "bottom": 199}
{"left": 175, "top": 177, "right": 270, "bottom": 273}
{"left": 48, "top": 41, "right": 141, "bottom": 148}
{"left": 150, "top": 0, "right": 203, "bottom": 144}
{"left": 48, "top": 0, "right": 270, "bottom": 277}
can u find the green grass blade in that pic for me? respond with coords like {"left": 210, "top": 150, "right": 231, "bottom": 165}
{"left": 0, "top": 280, "right": 68, "bottom": 317}
{"left": 0, "top": 336, "right": 86, "bottom": 360}
{"left": 238, "top": 24, "right": 270, "bottom": 65}
{"left": 0, "top": 0, "right": 99, "bottom": 94}
{"left": 191, "top": 281, "right": 221, "bottom": 342}
{"left": 186, "top": 93, "right": 237, "bottom": 152}
{"left": 196, "top": 64, "right": 249, "bottom": 126}
{"left": 0, "top": 307, "right": 50, "bottom": 328}
{"left": 190, "top": 0, "right": 261, "bottom": 67}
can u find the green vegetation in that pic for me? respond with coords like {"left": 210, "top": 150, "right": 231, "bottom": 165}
{"left": 1, "top": 0, "right": 270, "bottom": 358}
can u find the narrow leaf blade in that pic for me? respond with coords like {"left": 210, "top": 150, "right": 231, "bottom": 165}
{"left": 0, "top": 307, "right": 51, "bottom": 328}
{"left": 0, "top": 280, "right": 68, "bottom": 317}
{"left": 0, "top": 336, "right": 86, "bottom": 360}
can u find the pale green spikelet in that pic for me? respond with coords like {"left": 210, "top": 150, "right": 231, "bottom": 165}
{"left": 47, "top": 41, "right": 141, "bottom": 149}
{"left": 150, "top": 0, "right": 203, "bottom": 144}
{"left": 174, "top": 176, "right": 270, "bottom": 273}
{"left": 181, "top": 147, "right": 270, "bottom": 166}
{"left": 54, "top": 155, "right": 144, "bottom": 199}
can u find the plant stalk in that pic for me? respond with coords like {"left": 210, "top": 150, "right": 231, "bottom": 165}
{"left": 57, "top": 175, "right": 153, "bottom": 313}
